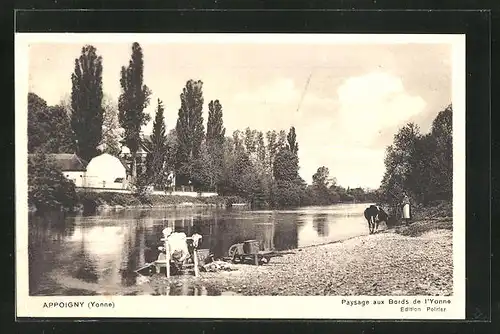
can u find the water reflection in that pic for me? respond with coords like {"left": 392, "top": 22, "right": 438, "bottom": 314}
{"left": 313, "top": 214, "right": 329, "bottom": 237}
{"left": 29, "top": 203, "right": 371, "bottom": 296}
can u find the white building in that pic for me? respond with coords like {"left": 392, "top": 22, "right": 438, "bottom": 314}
{"left": 85, "top": 153, "right": 128, "bottom": 189}
{"left": 45, "top": 153, "right": 88, "bottom": 187}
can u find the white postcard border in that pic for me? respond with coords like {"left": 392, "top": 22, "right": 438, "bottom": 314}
{"left": 15, "top": 33, "right": 466, "bottom": 319}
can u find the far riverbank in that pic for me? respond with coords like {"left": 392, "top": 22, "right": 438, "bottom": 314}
{"left": 29, "top": 191, "right": 378, "bottom": 214}
{"left": 29, "top": 192, "right": 250, "bottom": 214}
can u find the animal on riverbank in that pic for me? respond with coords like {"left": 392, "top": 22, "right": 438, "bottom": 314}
{"left": 364, "top": 205, "right": 389, "bottom": 234}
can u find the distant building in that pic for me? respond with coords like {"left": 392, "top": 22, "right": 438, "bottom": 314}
{"left": 119, "top": 133, "right": 151, "bottom": 178}
{"left": 85, "top": 153, "right": 128, "bottom": 189}
{"left": 118, "top": 134, "right": 180, "bottom": 191}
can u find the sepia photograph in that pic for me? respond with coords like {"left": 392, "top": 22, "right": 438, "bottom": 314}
{"left": 16, "top": 33, "right": 465, "bottom": 319}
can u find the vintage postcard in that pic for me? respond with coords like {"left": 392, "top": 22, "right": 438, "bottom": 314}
{"left": 16, "top": 33, "right": 465, "bottom": 319}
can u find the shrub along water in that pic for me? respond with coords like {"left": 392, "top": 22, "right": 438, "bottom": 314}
{"left": 28, "top": 153, "right": 79, "bottom": 212}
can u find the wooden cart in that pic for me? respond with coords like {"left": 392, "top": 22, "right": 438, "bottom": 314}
{"left": 227, "top": 240, "right": 273, "bottom": 265}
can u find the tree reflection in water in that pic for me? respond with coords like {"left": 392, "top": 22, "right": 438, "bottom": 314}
{"left": 313, "top": 213, "right": 329, "bottom": 237}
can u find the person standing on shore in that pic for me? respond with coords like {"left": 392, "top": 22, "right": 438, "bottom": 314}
{"left": 401, "top": 193, "right": 411, "bottom": 225}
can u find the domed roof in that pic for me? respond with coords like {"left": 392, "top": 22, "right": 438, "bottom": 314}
{"left": 86, "top": 153, "right": 127, "bottom": 178}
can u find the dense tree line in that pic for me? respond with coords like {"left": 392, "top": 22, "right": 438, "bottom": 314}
{"left": 379, "top": 105, "right": 453, "bottom": 207}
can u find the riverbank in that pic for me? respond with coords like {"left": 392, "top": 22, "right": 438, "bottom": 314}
{"left": 147, "top": 211, "right": 453, "bottom": 296}
{"left": 66, "top": 192, "right": 249, "bottom": 213}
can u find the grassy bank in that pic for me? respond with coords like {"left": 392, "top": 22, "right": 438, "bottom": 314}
{"left": 146, "top": 201, "right": 453, "bottom": 296}
{"left": 76, "top": 191, "right": 248, "bottom": 212}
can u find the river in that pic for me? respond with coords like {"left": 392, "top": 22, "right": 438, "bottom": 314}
{"left": 28, "top": 203, "right": 373, "bottom": 296}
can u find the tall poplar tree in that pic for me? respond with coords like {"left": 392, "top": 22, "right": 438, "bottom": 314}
{"left": 256, "top": 131, "right": 267, "bottom": 167}
{"left": 206, "top": 100, "right": 225, "bottom": 148}
{"left": 175, "top": 79, "right": 205, "bottom": 185}
{"left": 118, "top": 42, "right": 152, "bottom": 181}
{"left": 70, "top": 45, "right": 104, "bottom": 161}
{"left": 206, "top": 100, "right": 226, "bottom": 188}
{"left": 145, "top": 99, "right": 167, "bottom": 187}
{"left": 266, "top": 130, "right": 278, "bottom": 174}
{"left": 277, "top": 130, "right": 287, "bottom": 150}
{"left": 287, "top": 126, "right": 299, "bottom": 154}
{"left": 244, "top": 127, "right": 257, "bottom": 155}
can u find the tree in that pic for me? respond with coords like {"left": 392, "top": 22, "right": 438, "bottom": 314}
{"left": 312, "top": 166, "right": 330, "bottom": 188}
{"left": 384, "top": 122, "right": 421, "bottom": 199}
{"left": 256, "top": 131, "right": 267, "bottom": 167}
{"left": 28, "top": 93, "right": 75, "bottom": 154}
{"left": 206, "top": 100, "right": 226, "bottom": 147}
{"left": 273, "top": 180, "right": 302, "bottom": 208}
{"left": 311, "top": 166, "right": 334, "bottom": 205}
{"left": 144, "top": 99, "right": 168, "bottom": 189}
{"left": 218, "top": 136, "right": 236, "bottom": 195}
{"left": 266, "top": 130, "right": 278, "bottom": 173}
{"left": 165, "top": 129, "right": 178, "bottom": 172}
{"left": 175, "top": 79, "right": 205, "bottom": 186}
{"left": 61, "top": 93, "right": 122, "bottom": 156}
{"left": 71, "top": 45, "right": 105, "bottom": 161}
{"left": 98, "top": 95, "right": 123, "bottom": 156}
{"left": 45, "top": 106, "right": 76, "bottom": 153}
{"left": 277, "top": 130, "right": 287, "bottom": 150}
{"left": 380, "top": 105, "right": 452, "bottom": 206}
{"left": 272, "top": 133, "right": 303, "bottom": 208}
{"left": 286, "top": 126, "right": 299, "bottom": 154}
{"left": 233, "top": 130, "right": 245, "bottom": 154}
{"left": 244, "top": 127, "right": 257, "bottom": 156}
{"left": 273, "top": 149, "right": 299, "bottom": 182}
{"left": 430, "top": 105, "right": 453, "bottom": 200}
{"left": 118, "top": 42, "right": 152, "bottom": 182}
{"left": 206, "top": 100, "right": 226, "bottom": 190}
{"left": 230, "top": 150, "right": 258, "bottom": 198}
{"left": 191, "top": 142, "right": 213, "bottom": 190}
{"left": 28, "top": 93, "right": 49, "bottom": 152}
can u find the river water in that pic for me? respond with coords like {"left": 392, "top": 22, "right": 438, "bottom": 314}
{"left": 29, "top": 203, "right": 372, "bottom": 296}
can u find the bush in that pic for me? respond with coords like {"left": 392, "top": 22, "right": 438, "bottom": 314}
{"left": 28, "top": 153, "right": 78, "bottom": 212}
{"left": 76, "top": 192, "right": 241, "bottom": 209}
{"left": 77, "top": 191, "right": 144, "bottom": 209}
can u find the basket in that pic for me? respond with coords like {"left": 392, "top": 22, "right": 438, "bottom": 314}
{"left": 243, "top": 240, "right": 260, "bottom": 254}
{"left": 196, "top": 249, "right": 210, "bottom": 264}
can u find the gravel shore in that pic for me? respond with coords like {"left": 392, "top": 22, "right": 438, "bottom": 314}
{"left": 148, "top": 218, "right": 453, "bottom": 296}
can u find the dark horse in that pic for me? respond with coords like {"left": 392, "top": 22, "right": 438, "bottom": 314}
{"left": 364, "top": 205, "right": 389, "bottom": 234}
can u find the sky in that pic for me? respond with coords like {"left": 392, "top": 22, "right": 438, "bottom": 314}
{"left": 28, "top": 39, "right": 452, "bottom": 189}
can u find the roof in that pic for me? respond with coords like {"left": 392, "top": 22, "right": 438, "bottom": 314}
{"left": 51, "top": 153, "right": 88, "bottom": 171}
{"left": 86, "top": 153, "right": 127, "bottom": 178}
{"left": 28, "top": 153, "right": 88, "bottom": 171}
{"left": 120, "top": 134, "right": 152, "bottom": 155}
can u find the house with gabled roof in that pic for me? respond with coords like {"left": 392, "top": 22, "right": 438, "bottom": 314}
{"left": 28, "top": 153, "right": 88, "bottom": 187}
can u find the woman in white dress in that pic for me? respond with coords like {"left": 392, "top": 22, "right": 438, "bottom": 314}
{"left": 402, "top": 193, "right": 411, "bottom": 225}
